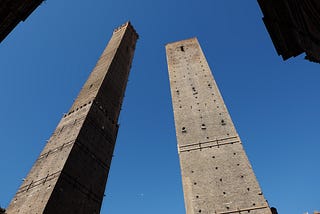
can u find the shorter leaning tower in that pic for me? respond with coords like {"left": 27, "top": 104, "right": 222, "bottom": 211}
{"left": 166, "top": 38, "right": 271, "bottom": 214}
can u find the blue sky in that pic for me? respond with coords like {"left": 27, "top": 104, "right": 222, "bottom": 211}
{"left": 0, "top": 1, "right": 319, "bottom": 213}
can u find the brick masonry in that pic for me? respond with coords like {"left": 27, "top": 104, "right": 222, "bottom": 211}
{"left": 166, "top": 38, "right": 271, "bottom": 214}
{"left": 6, "top": 22, "right": 138, "bottom": 214}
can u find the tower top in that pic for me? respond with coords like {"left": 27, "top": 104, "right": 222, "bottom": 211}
{"left": 113, "top": 21, "right": 139, "bottom": 39}
{"left": 165, "top": 37, "right": 198, "bottom": 47}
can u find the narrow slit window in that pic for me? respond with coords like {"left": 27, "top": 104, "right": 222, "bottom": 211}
{"left": 221, "top": 120, "right": 226, "bottom": 125}
{"left": 201, "top": 124, "right": 206, "bottom": 129}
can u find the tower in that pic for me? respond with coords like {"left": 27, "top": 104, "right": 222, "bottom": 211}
{"left": 6, "top": 22, "right": 138, "bottom": 214}
{"left": 0, "top": 0, "right": 44, "bottom": 43}
{"left": 166, "top": 38, "right": 271, "bottom": 214}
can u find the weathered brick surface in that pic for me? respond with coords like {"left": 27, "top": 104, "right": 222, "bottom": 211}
{"left": 166, "top": 38, "right": 271, "bottom": 214}
{"left": 6, "top": 22, "right": 138, "bottom": 214}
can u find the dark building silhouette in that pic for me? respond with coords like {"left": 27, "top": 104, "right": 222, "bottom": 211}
{"left": 271, "top": 207, "right": 278, "bottom": 214}
{"left": 258, "top": 0, "right": 320, "bottom": 63}
{"left": 0, "top": 0, "right": 44, "bottom": 43}
{"left": 5, "top": 22, "right": 138, "bottom": 213}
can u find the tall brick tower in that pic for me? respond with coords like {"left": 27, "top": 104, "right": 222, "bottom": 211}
{"left": 166, "top": 38, "right": 271, "bottom": 214}
{"left": 6, "top": 22, "right": 138, "bottom": 214}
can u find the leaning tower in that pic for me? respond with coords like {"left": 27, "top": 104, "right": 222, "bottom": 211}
{"left": 166, "top": 38, "right": 271, "bottom": 214}
{"left": 6, "top": 22, "right": 138, "bottom": 214}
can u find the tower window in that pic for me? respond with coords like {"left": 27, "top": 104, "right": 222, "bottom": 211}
{"left": 182, "top": 127, "right": 186, "bottom": 133}
{"left": 201, "top": 124, "right": 206, "bottom": 129}
{"left": 180, "top": 46, "right": 185, "bottom": 52}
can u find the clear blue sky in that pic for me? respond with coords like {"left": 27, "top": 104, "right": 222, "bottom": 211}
{"left": 0, "top": 1, "right": 319, "bottom": 213}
